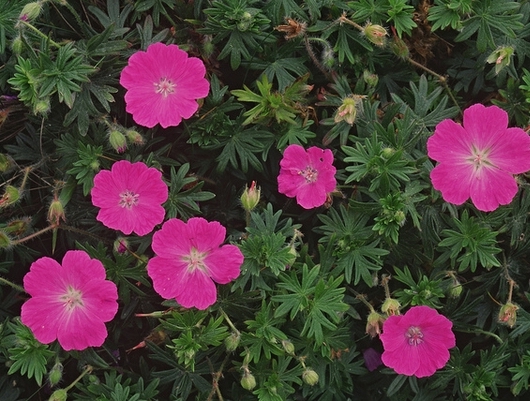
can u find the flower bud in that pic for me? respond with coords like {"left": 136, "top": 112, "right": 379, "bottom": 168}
{"left": 19, "top": 2, "right": 43, "bottom": 21}
{"left": 113, "top": 237, "right": 129, "bottom": 254}
{"left": 108, "top": 129, "right": 127, "bottom": 154}
{"left": 90, "top": 160, "right": 100, "bottom": 171}
{"left": 366, "top": 310, "right": 384, "bottom": 338}
{"left": 11, "top": 35, "right": 24, "bottom": 54}
{"left": 0, "top": 185, "right": 21, "bottom": 209}
{"left": 281, "top": 339, "right": 295, "bottom": 355}
{"left": 0, "top": 154, "right": 14, "bottom": 173}
{"left": 224, "top": 331, "right": 241, "bottom": 352}
{"left": 486, "top": 46, "right": 514, "bottom": 75}
{"left": 0, "top": 230, "right": 13, "bottom": 249}
{"left": 240, "top": 371, "right": 256, "bottom": 391}
{"left": 321, "top": 47, "right": 336, "bottom": 70}
{"left": 34, "top": 98, "right": 50, "bottom": 115}
{"left": 381, "top": 298, "right": 401, "bottom": 316}
{"left": 4, "top": 217, "right": 31, "bottom": 236}
{"left": 47, "top": 199, "right": 65, "bottom": 226}
{"left": 363, "top": 23, "right": 387, "bottom": 47}
{"left": 393, "top": 210, "right": 406, "bottom": 226}
{"left": 334, "top": 97, "right": 357, "bottom": 125}
{"left": 125, "top": 129, "right": 144, "bottom": 146}
{"left": 48, "top": 389, "right": 67, "bottom": 401}
{"left": 363, "top": 70, "right": 379, "bottom": 87}
{"left": 240, "top": 181, "right": 260, "bottom": 212}
{"left": 498, "top": 302, "right": 518, "bottom": 328}
{"left": 48, "top": 361, "right": 63, "bottom": 387}
{"left": 237, "top": 12, "right": 253, "bottom": 31}
{"left": 381, "top": 147, "right": 395, "bottom": 158}
{"left": 390, "top": 36, "right": 409, "bottom": 59}
{"left": 302, "top": 368, "right": 319, "bottom": 386}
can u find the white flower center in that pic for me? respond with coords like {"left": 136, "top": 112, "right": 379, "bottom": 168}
{"left": 154, "top": 77, "right": 176, "bottom": 98}
{"left": 183, "top": 247, "right": 208, "bottom": 273}
{"left": 299, "top": 166, "right": 318, "bottom": 183}
{"left": 468, "top": 145, "right": 494, "bottom": 172}
{"left": 119, "top": 190, "right": 139, "bottom": 209}
{"left": 405, "top": 325, "right": 424, "bottom": 346}
{"left": 60, "top": 286, "right": 84, "bottom": 311}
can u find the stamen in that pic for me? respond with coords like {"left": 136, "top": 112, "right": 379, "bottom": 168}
{"left": 119, "top": 190, "right": 139, "bottom": 209}
{"left": 405, "top": 326, "right": 424, "bottom": 346}
{"left": 154, "top": 77, "right": 176, "bottom": 97}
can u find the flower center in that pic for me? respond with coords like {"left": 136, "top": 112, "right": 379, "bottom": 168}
{"left": 154, "top": 77, "right": 176, "bottom": 98}
{"left": 405, "top": 326, "right": 424, "bottom": 346}
{"left": 182, "top": 247, "right": 208, "bottom": 273}
{"left": 468, "top": 145, "right": 494, "bottom": 172}
{"left": 119, "top": 190, "right": 139, "bottom": 209}
{"left": 60, "top": 286, "right": 84, "bottom": 311}
{"left": 299, "top": 166, "right": 318, "bottom": 183}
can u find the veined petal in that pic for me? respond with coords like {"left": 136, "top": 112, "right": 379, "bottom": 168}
{"left": 469, "top": 166, "right": 518, "bottom": 212}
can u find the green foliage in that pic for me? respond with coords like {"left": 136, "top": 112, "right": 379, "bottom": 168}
{"left": 509, "top": 351, "right": 530, "bottom": 396}
{"left": 393, "top": 266, "right": 445, "bottom": 308}
{"left": 428, "top": 0, "right": 473, "bottom": 31}
{"left": 386, "top": 0, "right": 417, "bottom": 37}
{"left": 66, "top": 143, "right": 103, "bottom": 196}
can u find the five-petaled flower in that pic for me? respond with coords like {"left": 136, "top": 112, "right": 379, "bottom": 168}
{"left": 380, "top": 305, "right": 456, "bottom": 378}
{"left": 147, "top": 217, "right": 244, "bottom": 310}
{"left": 21, "top": 250, "right": 118, "bottom": 351}
{"left": 427, "top": 104, "right": 530, "bottom": 212}
{"left": 120, "top": 42, "right": 210, "bottom": 128}
{"left": 91, "top": 160, "right": 168, "bottom": 236}
{"left": 277, "top": 144, "right": 337, "bottom": 209}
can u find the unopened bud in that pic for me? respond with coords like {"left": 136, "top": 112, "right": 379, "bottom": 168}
{"left": 47, "top": 199, "right": 65, "bottom": 226}
{"left": 390, "top": 36, "right": 409, "bottom": 59}
{"left": 5, "top": 218, "right": 31, "bottom": 236}
{"left": 0, "top": 230, "right": 13, "bottom": 249}
{"left": 34, "top": 98, "right": 50, "bottom": 115}
{"left": 202, "top": 35, "right": 215, "bottom": 58}
{"left": 240, "top": 181, "right": 260, "bottom": 212}
{"left": 486, "top": 46, "right": 514, "bottom": 75}
{"left": 302, "top": 368, "right": 319, "bottom": 386}
{"left": 0, "top": 185, "right": 21, "bottom": 208}
{"left": 125, "top": 129, "right": 144, "bottom": 145}
{"left": 237, "top": 12, "right": 253, "bottom": 31}
{"left": 363, "top": 24, "right": 387, "bottom": 47}
{"left": 381, "top": 147, "right": 395, "bottom": 158}
{"left": 11, "top": 35, "right": 24, "bottom": 54}
{"left": 0, "top": 154, "right": 14, "bottom": 173}
{"left": 366, "top": 310, "right": 384, "bottom": 338}
{"left": 89, "top": 160, "right": 100, "bottom": 171}
{"left": 240, "top": 371, "right": 256, "bottom": 391}
{"left": 393, "top": 210, "right": 406, "bottom": 226}
{"left": 321, "top": 47, "right": 336, "bottom": 70}
{"left": 381, "top": 298, "right": 401, "bottom": 316}
{"left": 449, "top": 279, "right": 463, "bottom": 298}
{"left": 108, "top": 129, "right": 127, "bottom": 153}
{"left": 281, "top": 339, "right": 295, "bottom": 355}
{"left": 48, "top": 361, "right": 63, "bottom": 387}
{"left": 363, "top": 70, "right": 379, "bottom": 87}
{"left": 48, "top": 389, "right": 67, "bottom": 401}
{"left": 498, "top": 302, "right": 518, "bottom": 328}
{"left": 224, "top": 331, "right": 241, "bottom": 352}
{"left": 113, "top": 237, "right": 129, "bottom": 254}
{"left": 19, "top": 2, "right": 43, "bottom": 21}
{"left": 334, "top": 97, "right": 357, "bottom": 125}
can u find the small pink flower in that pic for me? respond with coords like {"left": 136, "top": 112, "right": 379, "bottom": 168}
{"left": 120, "top": 42, "right": 210, "bottom": 128}
{"left": 427, "top": 104, "right": 530, "bottom": 212}
{"left": 380, "top": 305, "right": 455, "bottom": 378}
{"left": 91, "top": 160, "right": 168, "bottom": 236}
{"left": 277, "top": 144, "right": 336, "bottom": 209}
{"left": 147, "top": 217, "right": 243, "bottom": 310}
{"left": 21, "top": 250, "right": 118, "bottom": 351}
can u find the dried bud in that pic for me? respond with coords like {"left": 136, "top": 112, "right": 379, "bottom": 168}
{"left": 281, "top": 339, "right": 295, "bottom": 355}
{"left": 5, "top": 218, "right": 31, "bottom": 236}
{"left": 224, "top": 331, "right": 241, "bottom": 352}
{"left": 498, "top": 302, "right": 518, "bottom": 328}
{"left": 48, "top": 389, "right": 67, "bottom": 401}
{"left": 48, "top": 361, "right": 63, "bottom": 387}
{"left": 366, "top": 310, "right": 384, "bottom": 338}
{"left": 113, "top": 237, "right": 129, "bottom": 254}
{"left": 334, "top": 97, "right": 357, "bottom": 125}
{"left": 109, "top": 129, "right": 127, "bottom": 154}
{"left": 363, "top": 23, "right": 387, "bottom": 47}
{"left": 363, "top": 70, "right": 379, "bottom": 87}
{"left": 240, "top": 181, "right": 261, "bottom": 212}
{"left": 0, "top": 185, "right": 21, "bottom": 209}
{"left": 486, "top": 46, "right": 514, "bottom": 75}
{"left": 381, "top": 298, "right": 401, "bottom": 316}
{"left": 125, "top": 129, "right": 144, "bottom": 146}
{"left": 47, "top": 198, "right": 65, "bottom": 227}
{"left": 302, "top": 368, "right": 319, "bottom": 386}
{"left": 390, "top": 36, "right": 409, "bottom": 59}
{"left": 0, "top": 230, "right": 13, "bottom": 249}
{"left": 275, "top": 18, "right": 307, "bottom": 40}
{"left": 19, "top": 2, "right": 43, "bottom": 21}
{"left": 240, "top": 371, "right": 256, "bottom": 391}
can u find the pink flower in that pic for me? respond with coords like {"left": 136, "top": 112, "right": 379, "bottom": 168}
{"left": 120, "top": 42, "right": 210, "bottom": 128}
{"left": 427, "top": 104, "right": 530, "bottom": 212}
{"left": 20, "top": 250, "right": 118, "bottom": 351}
{"left": 91, "top": 160, "right": 168, "bottom": 236}
{"left": 277, "top": 144, "right": 336, "bottom": 209}
{"left": 147, "top": 217, "right": 243, "bottom": 310}
{"left": 380, "top": 305, "right": 455, "bottom": 378}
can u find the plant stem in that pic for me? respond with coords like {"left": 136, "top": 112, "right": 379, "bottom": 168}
{"left": 0, "top": 276, "right": 25, "bottom": 293}
{"left": 18, "top": 20, "right": 61, "bottom": 47}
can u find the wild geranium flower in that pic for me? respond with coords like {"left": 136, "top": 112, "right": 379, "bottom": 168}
{"left": 147, "top": 217, "right": 244, "bottom": 310}
{"left": 20, "top": 250, "right": 118, "bottom": 351}
{"left": 427, "top": 104, "right": 530, "bottom": 212}
{"left": 277, "top": 144, "right": 336, "bottom": 209}
{"left": 120, "top": 42, "right": 210, "bottom": 128}
{"left": 91, "top": 160, "right": 168, "bottom": 236}
{"left": 380, "top": 305, "right": 455, "bottom": 378}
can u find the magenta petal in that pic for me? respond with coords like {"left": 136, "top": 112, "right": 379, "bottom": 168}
{"left": 427, "top": 119, "right": 471, "bottom": 163}
{"left": 488, "top": 127, "right": 530, "bottom": 173}
{"left": 430, "top": 163, "right": 472, "bottom": 206}
{"left": 463, "top": 104, "right": 508, "bottom": 149}
{"left": 176, "top": 269, "right": 217, "bottom": 310}
{"left": 205, "top": 245, "right": 243, "bottom": 284}
{"left": 469, "top": 167, "right": 518, "bottom": 212}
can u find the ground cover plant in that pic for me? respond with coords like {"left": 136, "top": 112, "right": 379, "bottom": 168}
{"left": 3, "top": 0, "right": 530, "bottom": 400}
